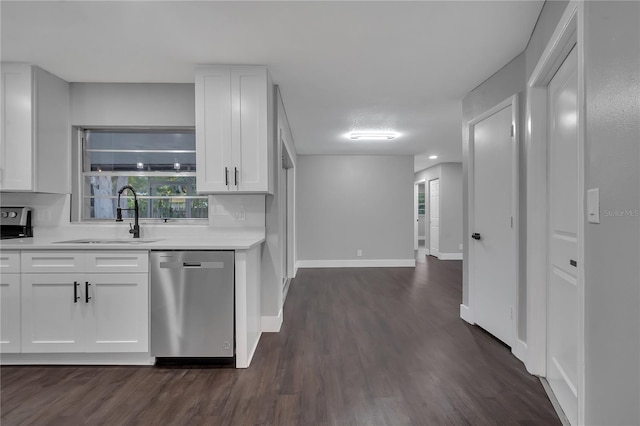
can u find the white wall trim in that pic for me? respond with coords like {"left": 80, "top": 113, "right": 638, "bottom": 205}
{"left": 512, "top": 339, "right": 528, "bottom": 364}
{"left": 1, "top": 353, "right": 154, "bottom": 366}
{"left": 417, "top": 248, "right": 430, "bottom": 257}
{"left": 526, "top": 2, "right": 584, "bottom": 423}
{"left": 297, "top": 259, "right": 415, "bottom": 268}
{"left": 439, "top": 253, "right": 463, "bottom": 260}
{"left": 467, "top": 94, "right": 520, "bottom": 350}
{"left": 247, "top": 334, "right": 261, "bottom": 368}
{"left": 262, "top": 308, "right": 283, "bottom": 332}
{"left": 460, "top": 304, "right": 474, "bottom": 324}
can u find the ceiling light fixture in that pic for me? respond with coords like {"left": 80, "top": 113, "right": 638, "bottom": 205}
{"left": 348, "top": 132, "right": 397, "bottom": 141}
{"left": 429, "top": 155, "right": 438, "bottom": 160}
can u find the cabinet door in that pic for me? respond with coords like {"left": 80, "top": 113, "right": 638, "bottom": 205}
{"left": 0, "top": 63, "right": 33, "bottom": 191}
{"left": 1, "top": 274, "right": 21, "bottom": 353}
{"left": 231, "top": 66, "right": 270, "bottom": 192}
{"left": 83, "top": 273, "right": 148, "bottom": 352}
{"left": 195, "top": 66, "right": 233, "bottom": 193}
{"left": 21, "top": 274, "right": 84, "bottom": 353}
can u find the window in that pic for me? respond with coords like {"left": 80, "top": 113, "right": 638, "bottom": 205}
{"left": 78, "top": 129, "right": 207, "bottom": 221}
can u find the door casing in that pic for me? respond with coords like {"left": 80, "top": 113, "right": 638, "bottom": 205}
{"left": 526, "top": 1, "right": 585, "bottom": 424}
{"left": 466, "top": 94, "right": 520, "bottom": 357}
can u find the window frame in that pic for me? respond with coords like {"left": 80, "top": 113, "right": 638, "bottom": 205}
{"left": 72, "top": 127, "right": 208, "bottom": 224}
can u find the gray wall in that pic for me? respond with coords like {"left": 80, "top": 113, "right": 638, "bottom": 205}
{"left": 297, "top": 155, "right": 414, "bottom": 262}
{"left": 70, "top": 83, "right": 195, "bottom": 127}
{"left": 415, "top": 162, "right": 463, "bottom": 256}
{"left": 583, "top": 2, "right": 640, "bottom": 424}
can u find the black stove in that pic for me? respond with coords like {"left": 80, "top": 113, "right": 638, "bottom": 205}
{"left": 0, "top": 207, "right": 33, "bottom": 240}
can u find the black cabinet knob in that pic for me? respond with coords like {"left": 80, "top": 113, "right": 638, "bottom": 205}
{"left": 471, "top": 233, "right": 481, "bottom": 240}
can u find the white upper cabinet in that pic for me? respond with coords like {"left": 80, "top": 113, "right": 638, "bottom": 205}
{"left": 195, "top": 65, "right": 272, "bottom": 194}
{"left": 0, "top": 63, "right": 70, "bottom": 193}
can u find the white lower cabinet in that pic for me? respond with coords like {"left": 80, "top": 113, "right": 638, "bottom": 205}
{"left": 19, "top": 251, "right": 149, "bottom": 354}
{"left": 84, "top": 273, "right": 148, "bottom": 352}
{"left": 0, "top": 273, "right": 21, "bottom": 353}
{"left": 21, "top": 274, "right": 83, "bottom": 353}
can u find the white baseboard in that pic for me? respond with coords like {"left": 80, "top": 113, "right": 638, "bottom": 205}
{"left": 262, "top": 308, "right": 283, "bottom": 332}
{"left": 297, "top": 259, "right": 415, "bottom": 268}
{"left": 1, "top": 352, "right": 154, "bottom": 365}
{"left": 460, "top": 304, "right": 474, "bottom": 324}
{"left": 512, "top": 339, "right": 528, "bottom": 363}
{"left": 439, "top": 253, "right": 463, "bottom": 260}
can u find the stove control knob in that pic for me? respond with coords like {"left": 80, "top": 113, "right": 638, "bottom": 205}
{"left": 8, "top": 212, "right": 17, "bottom": 218}
{"left": 1, "top": 212, "right": 8, "bottom": 218}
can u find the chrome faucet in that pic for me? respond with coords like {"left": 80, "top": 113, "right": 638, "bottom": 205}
{"left": 116, "top": 185, "right": 140, "bottom": 238}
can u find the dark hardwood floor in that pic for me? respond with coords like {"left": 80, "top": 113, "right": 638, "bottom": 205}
{"left": 1, "top": 257, "right": 560, "bottom": 425}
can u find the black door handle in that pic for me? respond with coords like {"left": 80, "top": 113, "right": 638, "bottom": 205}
{"left": 234, "top": 167, "right": 239, "bottom": 186}
{"left": 224, "top": 167, "right": 229, "bottom": 186}
{"left": 570, "top": 259, "right": 577, "bottom": 267}
{"left": 74, "top": 281, "right": 80, "bottom": 303}
{"left": 85, "top": 282, "right": 92, "bottom": 303}
{"left": 471, "top": 233, "right": 481, "bottom": 240}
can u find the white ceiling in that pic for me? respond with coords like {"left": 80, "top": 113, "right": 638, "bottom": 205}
{"left": 1, "top": 1, "right": 543, "bottom": 171}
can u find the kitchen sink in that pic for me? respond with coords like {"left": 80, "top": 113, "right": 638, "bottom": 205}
{"left": 53, "top": 239, "right": 160, "bottom": 244}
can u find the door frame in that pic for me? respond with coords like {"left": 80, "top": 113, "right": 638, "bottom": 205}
{"left": 526, "top": 2, "right": 584, "bottom": 423}
{"left": 281, "top": 134, "right": 295, "bottom": 288}
{"left": 414, "top": 179, "right": 429, "bottom": 255}
{"left": 466, "top": 94, "right": 520, "bottom": 354}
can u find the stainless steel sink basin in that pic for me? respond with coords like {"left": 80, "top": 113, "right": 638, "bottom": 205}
{"left": 53, "top": 239, "right": 160, "bottom": 244}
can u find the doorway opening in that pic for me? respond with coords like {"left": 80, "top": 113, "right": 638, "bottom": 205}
{"left": 281, "top": 138, "right": 294, "bottom": 300}
{"left": 414, "top": 180, "right": 429, "bottom": 260}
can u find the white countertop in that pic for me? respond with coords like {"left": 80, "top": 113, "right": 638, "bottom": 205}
{"left": 0, "top": 234, "right": 265, "bottom": 251}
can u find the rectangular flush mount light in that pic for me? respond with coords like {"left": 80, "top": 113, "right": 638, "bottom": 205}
{"left": 349, "top": 132, "right": 397, "bottom": 140}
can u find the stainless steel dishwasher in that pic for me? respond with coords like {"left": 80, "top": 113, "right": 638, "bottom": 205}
{"left": 150, "top": 251, "right": 234, "bottom": 359}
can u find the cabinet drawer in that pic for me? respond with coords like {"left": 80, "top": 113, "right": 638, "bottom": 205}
{"left": 85, "top": 251, "right": 148, "bottom": 273}
{"left": 0, "top": 251, "right": 20, "bottom": 273}
{"left": 21, "top": 251, "right": 84, "bottom": 273}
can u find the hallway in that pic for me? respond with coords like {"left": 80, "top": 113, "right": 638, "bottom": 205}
{"left": 1, "top": 258, "right": 560, "bottom": 425}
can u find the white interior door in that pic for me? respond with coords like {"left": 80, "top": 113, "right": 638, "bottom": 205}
{"left": 547, "top": 46, "right": 579, "bottom": 426}
{"left": 471, "top": 103, "right": 515, "bottom": 347}
{"left": 429, "top": 179, "right": 440, "bottom": 257}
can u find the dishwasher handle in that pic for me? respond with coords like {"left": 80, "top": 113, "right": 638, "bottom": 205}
{"left": 159, "top": 261, "right": 225, "bottom": 269}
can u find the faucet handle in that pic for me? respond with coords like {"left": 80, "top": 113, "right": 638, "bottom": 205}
{"left": 129, "top": 223, "right": 134, "bottom": 234}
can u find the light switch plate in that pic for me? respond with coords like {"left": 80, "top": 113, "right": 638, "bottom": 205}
{"left": 587, "top": 188, "right": 600, "bottom": 224}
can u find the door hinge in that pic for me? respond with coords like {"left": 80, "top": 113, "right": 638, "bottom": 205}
{"left": 510, "top": 307, "right": 513, "bottom": 320}
{"left": 510, "top": 124, "right": 515, "bottom": 137}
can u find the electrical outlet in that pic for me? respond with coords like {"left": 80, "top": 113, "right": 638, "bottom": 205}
{"left": 357, "top": 249, "right": 362, "bottom": 257}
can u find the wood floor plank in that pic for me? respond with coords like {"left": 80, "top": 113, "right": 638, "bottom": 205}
{"left": 1, "top": 257, "right": 560, "bottom": 425}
